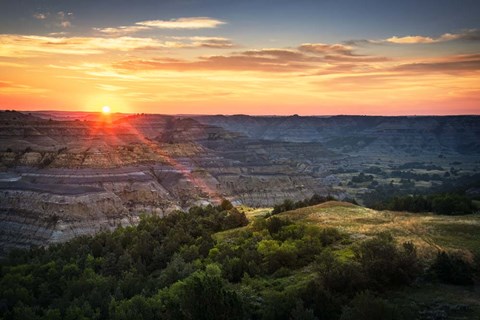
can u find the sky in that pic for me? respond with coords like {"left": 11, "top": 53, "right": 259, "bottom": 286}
{"left": 0, "top": 0, "right": 479, "bottom": 115}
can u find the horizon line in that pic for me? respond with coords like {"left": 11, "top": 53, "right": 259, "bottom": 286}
{"left": 2, "top": 109, "right": 480, "bottom": 118}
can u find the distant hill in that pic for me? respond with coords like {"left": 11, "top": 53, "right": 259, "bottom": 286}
{"left": 195, "top": 115, "right": 480, "bottom": 155}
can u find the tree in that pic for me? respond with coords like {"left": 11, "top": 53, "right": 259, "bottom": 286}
{"left": 220, "top": 199, "right": 234, "bottom": 211}
{"left": 177, "top": 265, "right": 244, "bottom": 320}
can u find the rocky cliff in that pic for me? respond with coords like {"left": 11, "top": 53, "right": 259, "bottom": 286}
{"left": 1, "top": 111, "right": 479, "bottom": 254}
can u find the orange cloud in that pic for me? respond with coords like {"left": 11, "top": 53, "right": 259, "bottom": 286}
{"left": 112, "top": 45, "right": 387, "bottom": 73}
{"left": 136, "top": 17, "right": 225, "bottom": 29}
{"left": 0, "top": 35, "right": 167, "bottom": 56}
{"left": 0, "top": 81, "right": 47, "bottom": 94}
{"left": 93, "top": 25, "right": 150, "bottom": 36}
{"left": 299, "top": 43, "right": 354, "bottom": 55}
{"left": 0, "top": 27, "right": 478, "bottom": 115}
{"left": 95, "top": 17, "right": 226, "bottom": 36}
{"left": 168, "top": 36, "right": 234, "bottom": 48}
{"left": 0, "top": 34, "right": 234, "bottom": 58}
{"left": 393, "top": 54, "right": 480, "bottom": 73}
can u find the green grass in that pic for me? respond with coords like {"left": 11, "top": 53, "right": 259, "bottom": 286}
{"left": 275, "top": 201, "right": 480, "bottom": 259}
{"left": 213, "top": 201, "right": 480, "bottom": 318}
{"left": 429, "top": 222, "right": 480, "bottom": 255}
{"left": 260, "top": 201, "right": 480, "bottom": 318}
{"left": 387, "top": 283, "right": 480, "bottom": 319}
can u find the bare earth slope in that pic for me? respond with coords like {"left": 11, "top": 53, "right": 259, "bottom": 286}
{"left": 0, "top": 111, "right": 335, "bottom": 253}
{"left": 0, "top": 110, "right": 479, "bottom": 254}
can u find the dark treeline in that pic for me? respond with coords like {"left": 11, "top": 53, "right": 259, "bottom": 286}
{"left": 1, "top": 200, "right": 477, "bottom": 320}
{"left": 389, "top": 170, "right": 443, "bottom": 182}
{"left": 270, "top": 194, "right": 357, "bottom": 215}
{"left": 380, "top": 193, "right": 475, "bottom": 215}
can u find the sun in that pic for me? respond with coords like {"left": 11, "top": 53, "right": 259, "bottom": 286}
{"left": 102, "top": 106, "right": 111, "bottom": 114}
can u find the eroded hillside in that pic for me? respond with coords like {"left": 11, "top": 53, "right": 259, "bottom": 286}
{"left": 0, "top": 111, "right": 338, "bottom": 253}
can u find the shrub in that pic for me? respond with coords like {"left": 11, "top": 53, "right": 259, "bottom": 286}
{"left": 355, "top": 233, "right": 420, "bottom": 289}
{"left": 429, "top": 251, "right": 474, "bottom": 285}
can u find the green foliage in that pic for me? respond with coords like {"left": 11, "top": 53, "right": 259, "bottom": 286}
{"left": 219, "top": 199, "right": 234, "bottom": 211}
{"left": 431, "top": 194, "right": 474, "bottom": 215}
{"left": 388, "top": 195, "right": 431, "bottom": 212}
{"left": 429, "top": 251, "right": 474, "bottom": 285}
{"left": 174, "top": 264, "right": 245, "bottom": 320}
{"left": 2, "top": 201, "right": 469, "bottom": 320}
{"left": 266, "top": 216, "right": 292, "bottom": 235}
{"left": 0, "top": 205, "right": 248, "bottom": 319}
{"left": 315, "top": 250, "right": 367, "bottom": 297}
{"left": 271, "top": 194, "right": 336, "bottom": 215}
{"left": 354, "top": 234, "right": 420, "bottom": 289}
{"left": 351, "top": 172, "right": 374, "bottom": 184}
{"left": 385, "top": 193, "right": 474, "bottom": 215}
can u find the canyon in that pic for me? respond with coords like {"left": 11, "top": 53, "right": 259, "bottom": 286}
{"left": 1, "top": 110, "right": 479, "bottom": 254}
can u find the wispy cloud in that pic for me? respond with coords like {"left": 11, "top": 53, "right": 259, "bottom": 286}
{"left": 168, "top": 36, "right": 234, "bottom": 48}
{"left": 0, "top": 81, "right": 47, "bottom": 93}
{"left": 299, "top": 43, "right": 354, "bottom": 55}
{"left": 387, "top": 29, "right": 480, "bottom": 44}
{"left": 387, "top": 34, "right": 456, "bottom": 44}
{"left": 136, "top": 17, "right": 225, "bottom": 29}
{"left": 94, "top": 25, "right": 150, "bottom": 36}
{"left": 0, "top": 34, "right": 233, "bottom": 57}
{"left": 97, "top": 84, "right": 126, "bottom": 91}
{"left": 33, "top": 13, "right": 47, "bottom": 20}
{"left": 393, "top": 54, "right": 480, "bottom": 73}
{"left": 345, "top": 29, "right": 480, "bottom": 46}
{"left": 57, "top": 11, "right": 73, "bottom": 28}
{"left": 112, "top": 43, "right": 385, "bottom": 73}
{"left": 32, "top": 11, "right": 73, "bottom": 28}
{"left": 0, "top": 35, "right": 167, "bottom": 57}
{"left": 94, "top": 17, "right": 225, "bottom": 36}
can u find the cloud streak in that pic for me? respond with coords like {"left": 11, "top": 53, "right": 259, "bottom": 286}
{"left": 33, "top": 13, "right": 47, "bottom": 20}
{"left": 0, "top": 35, "right": 166, "bottom": 56}
{"left": 0, "top": 34, "right": 235, "bottom": 57}
{"left": 137, "top": 17, "right": 225, "bottom": 29}
{"left": 393, "top": 54, "right": 480, "bottom": 73}
{"left": 387, "top": 29, "right": 480, "bottom": 44}
{"left": 95, "top": 17, "right": 226, "bottom": 36}
{"left": 112, "top": 43, "right": 386, "bottom": 73}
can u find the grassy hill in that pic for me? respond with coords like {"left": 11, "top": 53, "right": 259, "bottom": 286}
{"left": 274, "top": 201, "right": 480, "bottom": 258}
{"left": 236, "top": 201, "right": 480, "bottom": 318}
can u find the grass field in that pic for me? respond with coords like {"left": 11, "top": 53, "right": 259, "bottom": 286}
{"left": 274, "top": 201, "right": 480, "bottom": 259}
{"left": 230, "top": 201, "right": 480, "bottom": 318}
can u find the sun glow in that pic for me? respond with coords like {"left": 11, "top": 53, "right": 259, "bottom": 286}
{"left": 102, "top": 105, "right": 111, "bottom": 114}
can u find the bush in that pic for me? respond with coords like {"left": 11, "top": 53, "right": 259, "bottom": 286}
{"left": 271, "top": 194, "right": 336, "bottom": 215}
{"left": 266, "top": 217, "right": 291, "bottom": 235}
{"left": 315, "top": 250, "right": 367, "bottom": 297}
{"left": 429, "top": 251, "right": 474, "bottom": 285}
{"left": 355, "top": 233, "right": 420, "bottom": 289}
